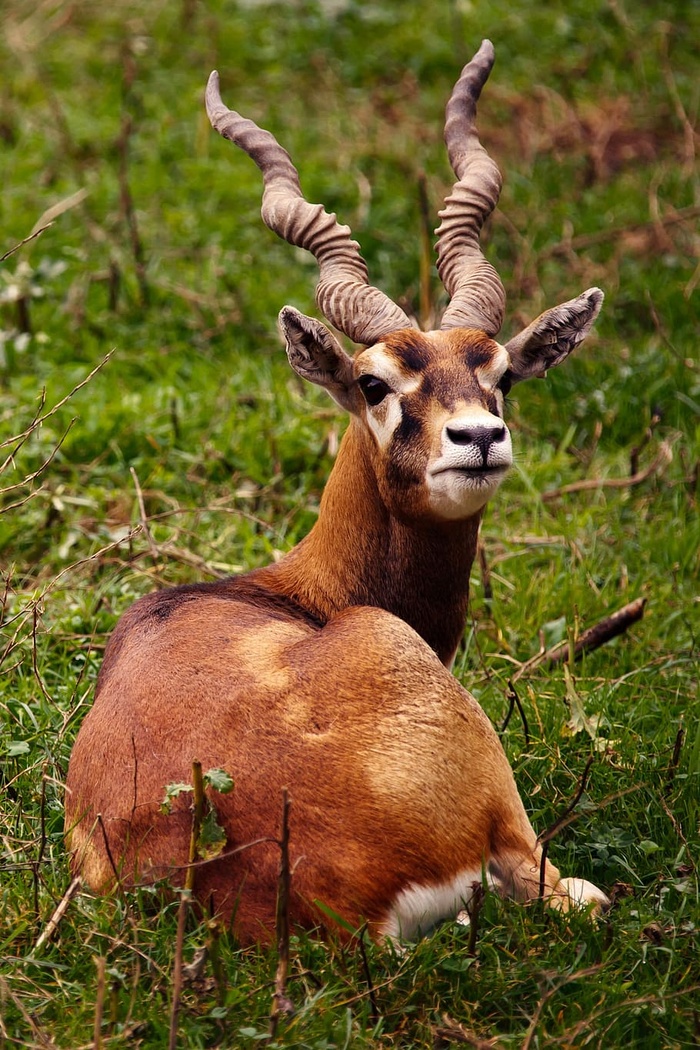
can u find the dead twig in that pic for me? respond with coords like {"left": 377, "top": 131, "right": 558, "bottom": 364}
{"left": 0, "top": 352, "right": 114, "bottom": 456}
{"left": 542, "top": 440, "right": 674, "bottom": 502}
{"left": 545, "top": 597, "right": 646, "bottom": 667}
{"left": 538, "top": 756, "right": 595, "bottom": 900}
{"left": 630, "top": 412, "right": 661, "bottom": 477}
{"left": 130, "top": 466, "right": 159, "bottom": 562}
{"left": 0, "top": 416, "right": 76, "bottom": 498}
{"left": 659, "top": 794, "right": 694, "bottom": 872}
{"left": 0, "top": 976, "right": 59, "bottom": 1049}
{"left": 169, "top": 760, "right": 206, "bottom": 1050}
{"left": 1, "top": 222, "right": 54, "bottom": 263}
{"left": 540, "top": 205, "right": 700, "bottom": 259}
{"left": 32, "top": 763, "right": 49, "bottom": 926}
{"left": 34, "top": 876, "right": 82, "bottom": 951}
{"left": 500, "top": 679, "right": 530, "bottom": 747}
{"left": 511, "top": 598, "right": 646, "bottom": 682}
{"left": 520, "top": 966, "right": 603, "bottom": 1050}
{"left": 434, "top": 1014, "right": 502, "bottom": 1049}
{"left": 97, "top": 814, "right": 124, "bottom": 891}
{"left": 269, "top": 789, "right": 294, "bottom": 1041}
{"left": 466, "top": 882, "right": 485, "bottom": 958}
{"left": 116, "top": 78, "right": 149, "bottom": 307}
{"left": 665, "top": 722, "right": 685, "bottom": 796}
{"left": 357, "top": 925, "right": 380, "bottom": 1027}
{"left": 477, "top": 539, "right": 492, "bottom": 604}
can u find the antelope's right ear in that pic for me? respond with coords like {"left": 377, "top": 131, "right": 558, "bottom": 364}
{"left": 504, "top": 287, "right": 603, "bottom": 383}
{"left": 279, "top": 306, "right": 356, "bottom": 411}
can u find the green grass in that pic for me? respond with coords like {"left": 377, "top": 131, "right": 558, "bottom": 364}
{"left": 1, "top": 0, "right": 698, "bottom": 1046}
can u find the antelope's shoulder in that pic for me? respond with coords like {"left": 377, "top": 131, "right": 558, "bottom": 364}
{"left": 97, "top": 576, "right": 320, "bottom": 687}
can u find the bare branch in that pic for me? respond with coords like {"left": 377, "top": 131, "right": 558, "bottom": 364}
{"left": 0, "top": 223, "right": 54, "bottom": 263}
{"left": 540, "top": 205, "right": 700, "bottom": 260}
{"left": 130, "top": 466, "right": 160, "bottom": 562}
{"left": 34, "top": 877, "right": 82, "bottom": 951}
{"left": 512, "top": 598, "right": 647, "bottom": 682}
{"left": 542, "top": 440, "right": 674, "bottom": 502}
{"left": 169, "top": 759, "right": 205, "bottom": 1050}
{"left": 269, "top": 789, "right": 294, "bottom": 1041}
{"left": 538, "top": 756, "right": 595, "bottom": 899}
{"left": 545, "top": 598, "right": 646, "bottom": 667}
{"left": 500, "top": 679, "right": 530, "bottom": 747}
{"left": 0, "top": 352, "right": 114, "bottom": 455}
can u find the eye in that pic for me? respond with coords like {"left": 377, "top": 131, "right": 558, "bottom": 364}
{"left": 358, "top": 374, "right": 391, "bottom": 407}
{"left": 497, "top": 372, "right": 513, "bottom": 398}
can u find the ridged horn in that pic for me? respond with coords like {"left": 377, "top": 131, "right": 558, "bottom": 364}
{"left": 205, "top": 72, "right": 414, "bottom": 346}
{"left": 436, "top": 40, "right": 506, "bottom": 335}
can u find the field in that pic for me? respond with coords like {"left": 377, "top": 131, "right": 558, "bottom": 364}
{"left": 1, "top": 0, "right": 698, "bottom": 1046}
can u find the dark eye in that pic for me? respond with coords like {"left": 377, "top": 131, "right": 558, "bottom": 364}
{"left": 497, "top": 372, "right": 513, "bottom": 398}
{"left": 358, "top": 374, "right": 391, "bottom": 406}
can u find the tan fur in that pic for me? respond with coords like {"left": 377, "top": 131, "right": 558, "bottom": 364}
{"left": 67, "top": 600, "right": 592, "bottom": 942}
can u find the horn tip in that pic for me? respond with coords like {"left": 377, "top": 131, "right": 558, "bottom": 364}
{"left": 205, "top": 70, "right": 224, "bottom": 123}
{"left": 475, "top": 39, "right": 496, "bottom": 69}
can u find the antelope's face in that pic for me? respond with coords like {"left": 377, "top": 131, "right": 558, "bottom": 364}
{"left": 279, "top": 289, "right": 603, "bottom": 524}
{"left": 354, "top": 329, "right": 513, "bottom": 522}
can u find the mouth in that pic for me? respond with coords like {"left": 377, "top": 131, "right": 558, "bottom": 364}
{"left": 431, "top": 464, "right": 509, "bottom": 479}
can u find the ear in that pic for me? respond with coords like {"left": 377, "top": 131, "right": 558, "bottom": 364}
{"left": 278, "top": 306, "right": 356, "bottom": 411}
{"left": 504, "top": 287, "right": 603, "bottom": 383}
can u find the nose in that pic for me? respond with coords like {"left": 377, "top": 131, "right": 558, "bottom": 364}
{"left": 445, "top": 420, "right": 508, "bottom": 463}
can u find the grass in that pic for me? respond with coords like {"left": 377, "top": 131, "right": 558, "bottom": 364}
{"left": 1, "top": 0, "right": 698, "bottom": 1046}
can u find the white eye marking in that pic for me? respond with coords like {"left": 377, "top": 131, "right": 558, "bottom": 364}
{"left": 357, "top": 347, "right": 421, "bottom": 450}
{"left": 365, "top": 393, "right": 402, "bottom": 449}
{"left": 474, "top": 343, "right": 510, "bottom": 390}
{"left": 357, "top": 347, "right": 421, "bottom": 396}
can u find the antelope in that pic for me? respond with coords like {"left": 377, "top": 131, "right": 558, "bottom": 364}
{"left": 65, "top": 41, "right": 608, "bottom": 944}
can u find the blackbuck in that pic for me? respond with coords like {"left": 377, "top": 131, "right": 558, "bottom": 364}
{"left": 66, "top": 41, "right": 608, "bottom": 943}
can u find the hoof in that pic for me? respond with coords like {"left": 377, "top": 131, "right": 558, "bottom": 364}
{"left": 552, "top": 877, "right": 610, "bottom": 916}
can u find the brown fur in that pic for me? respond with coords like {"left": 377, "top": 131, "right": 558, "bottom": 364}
{"left": 67, "top": 601, "right": 564, "bottom": 942}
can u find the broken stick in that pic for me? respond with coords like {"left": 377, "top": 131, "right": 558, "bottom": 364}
{"left": 546, "top": 597, "right": 647, "bottom": 667}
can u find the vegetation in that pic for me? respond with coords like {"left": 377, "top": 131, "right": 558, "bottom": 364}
{"left": 1, "top": 0, "right": 698, "bottom": 1045}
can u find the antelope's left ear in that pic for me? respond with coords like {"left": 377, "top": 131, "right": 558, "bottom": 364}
{"left": 504, "top": 287, "right": 603, "bottom": 383}
{"left": 279, "top": 306, "right": 356, "bottom": 411}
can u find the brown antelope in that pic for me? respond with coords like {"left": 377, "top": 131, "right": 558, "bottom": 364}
{"left": 65, "top": 41, "right": 608, "bottom": 944}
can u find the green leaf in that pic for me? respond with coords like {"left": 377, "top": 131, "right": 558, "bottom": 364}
{"left": 197, "top": 806, "right": 228, "bottom": 861}
{"left": 204, "top": 768, "right": 234, "bottom": 794}
{"left": 313, "top": 899, "right": 362, "bottom": 936}
{"left": 7, "top": 740, "right": 30, "bottom": 757}
{"left": 160, "top": 781, "right": 192, "bottom": 814}
{"left": 562, "top": 666, "right": 606, "bottom": 748}
{"left": 542, "top": 615, "right": 567, "bottom": 649}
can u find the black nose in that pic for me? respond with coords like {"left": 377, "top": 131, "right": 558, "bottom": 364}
{"left": 446, "top": 421, "right": 507, "bottom": 462}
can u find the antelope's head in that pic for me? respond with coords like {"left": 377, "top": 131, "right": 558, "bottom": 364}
{"left": 206, "top": 41, "right": 603, "bottom": 524}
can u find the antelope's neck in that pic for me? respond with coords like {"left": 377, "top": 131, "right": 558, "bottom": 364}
{"left": 249, "top": 422, "right": 481, "bottom": 666}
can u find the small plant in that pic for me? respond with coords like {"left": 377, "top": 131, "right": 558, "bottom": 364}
{"left": 0, "top": 257, "right": 65, "bottom": 371}
{"left": 162, "top": 764, "right": 234, "bottom": 862}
